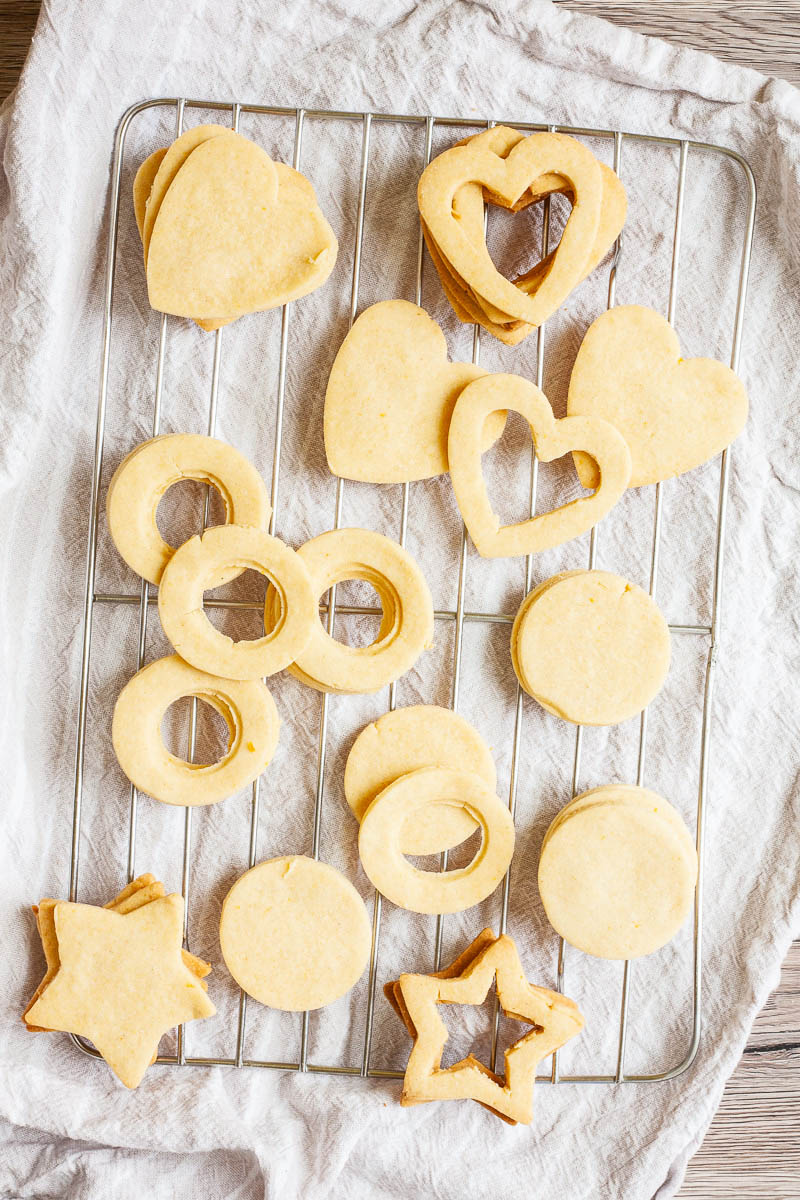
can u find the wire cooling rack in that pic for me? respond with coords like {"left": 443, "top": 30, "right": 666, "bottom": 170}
{"left": 67, "top": 98, "right": 755, "bottom": 1086}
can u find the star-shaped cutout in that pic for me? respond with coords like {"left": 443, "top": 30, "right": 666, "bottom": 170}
{"left": 386, "top": 930, "right": 584, "bottom": 1124}
{"left": 25, "top": 892, "right": 215, "bottom": 1088}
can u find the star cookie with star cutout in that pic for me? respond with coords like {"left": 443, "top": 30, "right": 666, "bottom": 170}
{"left": 24, "top": 880, "right": 215, "bottom": 1088}
{"left": 386, "top": 930, "right": 584, "bottom": 1124}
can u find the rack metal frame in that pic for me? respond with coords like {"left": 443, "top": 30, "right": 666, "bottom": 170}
{"left": 68, "top": 98, "right": 756, "bottom": 1086}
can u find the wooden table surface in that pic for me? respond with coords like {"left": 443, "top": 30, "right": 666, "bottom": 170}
{"left": 1, "top": 1, "right": 798, "bottom": 1195}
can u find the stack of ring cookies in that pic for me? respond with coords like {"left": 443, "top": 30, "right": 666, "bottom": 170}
{"left": 106, "top": 433, "right": 434, "bottom": 807}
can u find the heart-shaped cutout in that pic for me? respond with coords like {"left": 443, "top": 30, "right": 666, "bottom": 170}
{"left": 418, "top": 131, "right": 603, "bottom": 326}
{"left": 147, "top": 131, "right": 337, "bottom": 319}
{"left": 324, "top": 300, "right": 506, "bottom": 483}
{"left": 448, "top": 373, "right": 631, "bottom": 558}
{"left": 567, "top": 305, "right": 749, "bottom": 487}
{"left": 422, "top": 127, "right": 626, "bottom": 339}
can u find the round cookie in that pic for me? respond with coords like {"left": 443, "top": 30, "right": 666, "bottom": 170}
{"left": 111, "top": 654, "right": 280, "bottom": 806}
{"left": 158, "top": 524, "right": 316, "bottom": 680}
{"left": 219, "top": 856, "right": 371, "bottom": 1010}
{"left": 266, "top": 527, "right": 434, "bottom": 694}
{"left": 542, "top": 784, "right": 694, "bottom": 852}
{"left": 106, "top": 434, "right": 271, "bottom": 586}
{"left": 344, "top": 706, "right": 496, "bottom": 856}
{"left": 358, "top": 767, "right": 515, "bottom": 914}
{"left": 511, "top": 570, "right": 671, "bottom": 725}
{"left": 538, "top": 785, "right": 698, "bottom": 959}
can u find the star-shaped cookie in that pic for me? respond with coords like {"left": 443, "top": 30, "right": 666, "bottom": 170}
{"left": 386, "top": 930, "right": 584, "bottom": 1124}
{"left": 24, "top": 874, "right": 210, "bottom": 1031}
{"left": 25, "top": 886, "right": 215, "bottom": 1088}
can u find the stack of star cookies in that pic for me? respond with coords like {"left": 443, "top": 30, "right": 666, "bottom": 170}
{"left": 24, "top": 875, "right": 214, "bottom": 1089}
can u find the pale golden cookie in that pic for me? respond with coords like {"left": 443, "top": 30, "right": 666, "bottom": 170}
{"left": 106, "top": 433, "right": 272, "bottom": 586}
{"left": 266, "top": 527, "right": 434, "bottom": 694}
{"left": 391, "top": 932, "right": 584, "bottom": 1124}
{"left": 542, "top": 784, "right": 693, "bottom": 850}
{"left": 219, "top": 856, "right": 371, "bottom": 1010}
{"left": 423, "top": 126, "right": 626, "bottom": 339}
{"left": 147, "top": 131, "right": 337, "bottom": 319}
{"left": 511, "top": 570, "right": 671, "bottom": 725}
{"left": 24, "top": 875, "right": 210, "bottom": 1032}
{"left": 538, "top": 785, "right": 698, "bottom": 959}
{"left": 568, "top": 305, "right": 749, "bottom": 488}
{"left": 323, "top": 300, "right": 505, "bottom": 482}
{"left": 158, "top": 524, "right": 316, "bottom": 680}
{"left": 112, "top": 654, "right": 280, "bottom": 807}
{"left": 344, "top": 705, "right": 496, "bottom": 855}
{"left": 448, "top": 373, "right": 631, "bottom": 558}
{"left": 418, "top": 132, "right": 602, "bottom": 325}
{"left": 142, "top": 124, "right": 234, "bottom": 262}
{"left": 25, "top": 894, "right": 215, "bottom": 1088}
{"left": 133, "top": 148, "right": 167, "bottom": 241}
{"left": 358, "top": 767, "right": 515, "bottom": 914}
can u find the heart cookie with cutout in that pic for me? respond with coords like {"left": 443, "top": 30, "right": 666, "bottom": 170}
{"left": 324, "top": 300, "right": 506, "bottom": 483}
{"left": 567, "top": 305, "right": 749, "bottom": 488}
{"left": 419, "top": 131, "right": 604, "bottom": 329}
{"left": 145, "top": 130, "right": 337, "bottom": 322}
{"left": 421, "top": 127, "right": 626, "bottom": 342}
{"left": 448, "top": 373, "right": 631, "bottom": 558}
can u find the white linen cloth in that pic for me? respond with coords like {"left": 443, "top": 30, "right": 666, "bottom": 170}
{"left": 1, "top": 1, "right": 799, "bottom": 1196}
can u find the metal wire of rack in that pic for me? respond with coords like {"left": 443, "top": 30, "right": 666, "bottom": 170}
{"left": 68, "top": 99, "right": 756, "bottom": 1086}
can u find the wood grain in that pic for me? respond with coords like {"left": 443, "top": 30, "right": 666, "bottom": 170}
{"left": 555, "top": 1, "right": 800, "bottom": 82}
{"left": 0, "top": 2, "right": 799, "bottom": 1196}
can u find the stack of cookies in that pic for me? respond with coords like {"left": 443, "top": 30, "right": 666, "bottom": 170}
{"left": 417, "top": 126, "right": 627, "bottom": 345}
{"left": 135, "top": 125, "right": 338, "bottom": 327}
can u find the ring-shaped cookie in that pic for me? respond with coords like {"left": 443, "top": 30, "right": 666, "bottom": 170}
{"left": 344, "top": 705, "right": 497, "bottom": 855}
{"left": 358, "top": 767, "right": 515, "bottom": 914}
{"left": 111, "top": 654, "right": 280, "bottom": 806}
{"left": 266, "top": 528, "right": 434, "bottom": 694}
{"left": 158, "top": 524, "right": 316, "bottom": 680}
{"left": 106, "top": 434, "right": 272, "bottom": 585}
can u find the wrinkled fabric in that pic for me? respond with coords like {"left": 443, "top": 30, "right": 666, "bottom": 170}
{"left": 1, "top": 1, "right": 799, "bottom": 1197}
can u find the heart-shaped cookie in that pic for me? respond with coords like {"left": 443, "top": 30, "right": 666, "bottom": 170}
{"left": 448, "top": 373, "right": 631, "bottom": 558}
{"left": 567, "top": 305, "right": 749, "bottom": 488}
{"left": 324, "top": 300, "right": 506, "bottom": 482}
{"left": 422, "top": 127, "right": 626, "bottom": 339}
{"left": 142, "top": 125, "right": 236, "bottom": 263}
{"left": 418, "top": 132, "right": 603, "bottom": 326}
{"left": 146, "top": 131, "right": 337, "bottom": 319}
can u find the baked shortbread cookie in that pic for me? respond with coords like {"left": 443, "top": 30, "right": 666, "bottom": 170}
{"left": 387, "top": 930, "right": 584, "bottom": 1124}
{"left": 511, "top": 570, "right": 671, "bottom": 725}
{"left": 344, "top": 705, "right": 496, "bottom": 855}
{"left": 24, "top": 888, "right": 214, "bottom": 1088}
{"left": 219, "top": 856, "right": 371, "bottom": 1010}
{"left": 448, "top": 373, "right": 631, "bottom": 557}
{"left": 538, "top": 785, "right": 698, "bottom": 959}
{"left": 323, "top": 300, "right": 504, "bottom": 482}
{"left": 567, "top": 305, "right": 749, "bottom": 487}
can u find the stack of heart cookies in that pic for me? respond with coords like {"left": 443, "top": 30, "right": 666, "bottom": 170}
{"left": 134, "top": 125, "right": 338, "bottom": 327}
{"left": 418, "top": 126, "right": 627, "bottom": 344}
